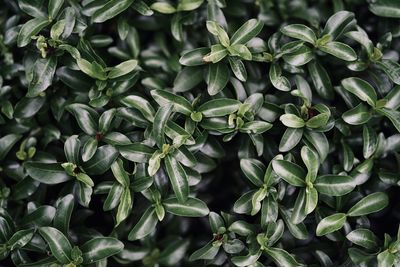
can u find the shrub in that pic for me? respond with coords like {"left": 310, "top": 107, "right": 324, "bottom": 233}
{"left": 1, "top": 0, "right": 400, "bottom": 266}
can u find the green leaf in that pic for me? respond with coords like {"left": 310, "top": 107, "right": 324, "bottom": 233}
{"left": 179, "top": 47, "right": 209, "bottom": 66}
{"left": 265, "top": 247, "right": 304, "bottom": 267}
{"left": 18, "top": 0, "right": 46, "bottom": 17}
{"left": 108, "top": 59, "right": 138, "bottom": 79}
{"left": 272, "top": 160, "right": 306, "bottom": 186}
{"left": 280, "top": 114, "right": 305, "bottom": 128}
{"left": 17, "top": 17, "right": 51, "bottom": 47}
{"left": 25, "top": 162, "right": 72, "bottom": 184}
{"left": 164, "top": 155, "right": 189, "bottom": 203}
{"left": 346, "top": 228, "right": 379, "bottom": 250}
{"left": 121, "top": 95, "right": 156, "bottom": 122}
{"left": 227, "top": 44, "right": 252, "bottom": 60}
{"left": 116, "top": 188, "right": 132, "bottom": 225}
{"left": 173, "top": 67, "right": 204, "bottom": 93}
{"left": 369, "top": 0, "right": 400, "bottom": 18}
{"left": 27, "top": 56, "right": 58, "bottom": 97}
{"left": 38, "top": 227, "right": 73, "bottom": 264}
{"left": 153, "top": 104, "right": 173, "bottom": 148}
{"left": 282, "top": 45, "right": 313, "bottom": 67}
{"left": 151, "top": 89, "right": 193, "bottom": 116}
{"left": 240, "top": 159, "right": 265, "bottom": 187}
{"left": 301, "top": 146, "right": 319, "bottom": 182}
{"left": 54, "top": 194, "right": 74, "bottom": 236}
{"left": 177, "top": 0, "right": 204, "bottom": 11}
{"left": 363, "top": 125, "right": 377, "bottom": 158}
{"left": 269, "top": 63, "right": 291, "bottom": 91}
{"left": 377, "top": 250, "right": 395, "bottom": 267}
{"left": 376, "top": 108, "right": 400, "bottom": 133}
{"left": 151, "top": 2, "right": 176, "bottom": 14}
{"left": 341, "top": 77, "right": 377, "bottom": 106}
{"left": 279, "top": 128, "right": 303, "bottom": 152}
{"left": 76, "top": 58, "right": 107, "bottom": 80}
{"left": 128, "top": 207, "right": 158, "bottom": 240}
{"left": 92, "top": 0, "right": 134, "bottom": 23}
{"left": 230, "top": 19, "right": 263, "bottom": 45}
{"left": 375, "top": 60, "right": 400, "bottom": 85}
{"left": 164, "top": 197, "right": 209, "bottom": 217}
{"left": 82, "top": 145, "right": 118, "bottom": 175}
{"left": 281, "top": 24, "right": 316, "bottom": 44}
{"left": 206, "top": 21, "right": 230, "bottom": 47}
{"left": 198, "top": 98, "right": 241, "bottom": 117}
{"left": 189, "top": 241, "right": 220, "bottom": 261}
{"left": 228, "top": 57, "right": 247, "bottom": 82}
{"left": 347, "top": 192, "right": 389, "bottom": 217}
{"left": 322, "top": 11, "right": 355, "bottom": 40}
{"left": 7, "top": 229, "right": 35, "bottom": 251}
{"left": 316, "top": 213, "right": 347, "bottom": 236}
{"left": 207, "top": 62, "right": 230, "bottom": 95}
{"left": 308, "top": 61, "right": 334, "bottom": 100}
{"left": 82, "top": 137, "right": 98, "bottom": 162}
{"left": 319, "top": 42, "right": 357, "bottom": 61}
{"left": 66, "top": 104, "right": 99, "bottom": 135}
{"left": 0, "top": 134, "right": 22, "bottom": 161}
{"left": 203, "top": 44, "right": 228, "bottom": 63}
{"left": 231, "top": 251, "right": 262, "bottom": 267}
{"left": 111, "top": 159, "right": 130, "bottom": 187}
{"left": 314, "top": 175, "right": 355, "bottom": 196}
{"left": 48, "top": 0, "right": 64, "bottom": 19}
{"left": 81, "top": 237, "right": 124, "bottom": 264}
{"left": 118, "top": 143, "right": 156, "bottom": 163}
{"left": 303, "top": 131, "right": 329, "bottom": 163}
{"left": 342, "top": 103, "right": 372, "bottom": 125}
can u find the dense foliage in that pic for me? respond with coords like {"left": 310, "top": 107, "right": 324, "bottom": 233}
{"left": 1, "top": 0, "right": 400, "bottom": 266}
